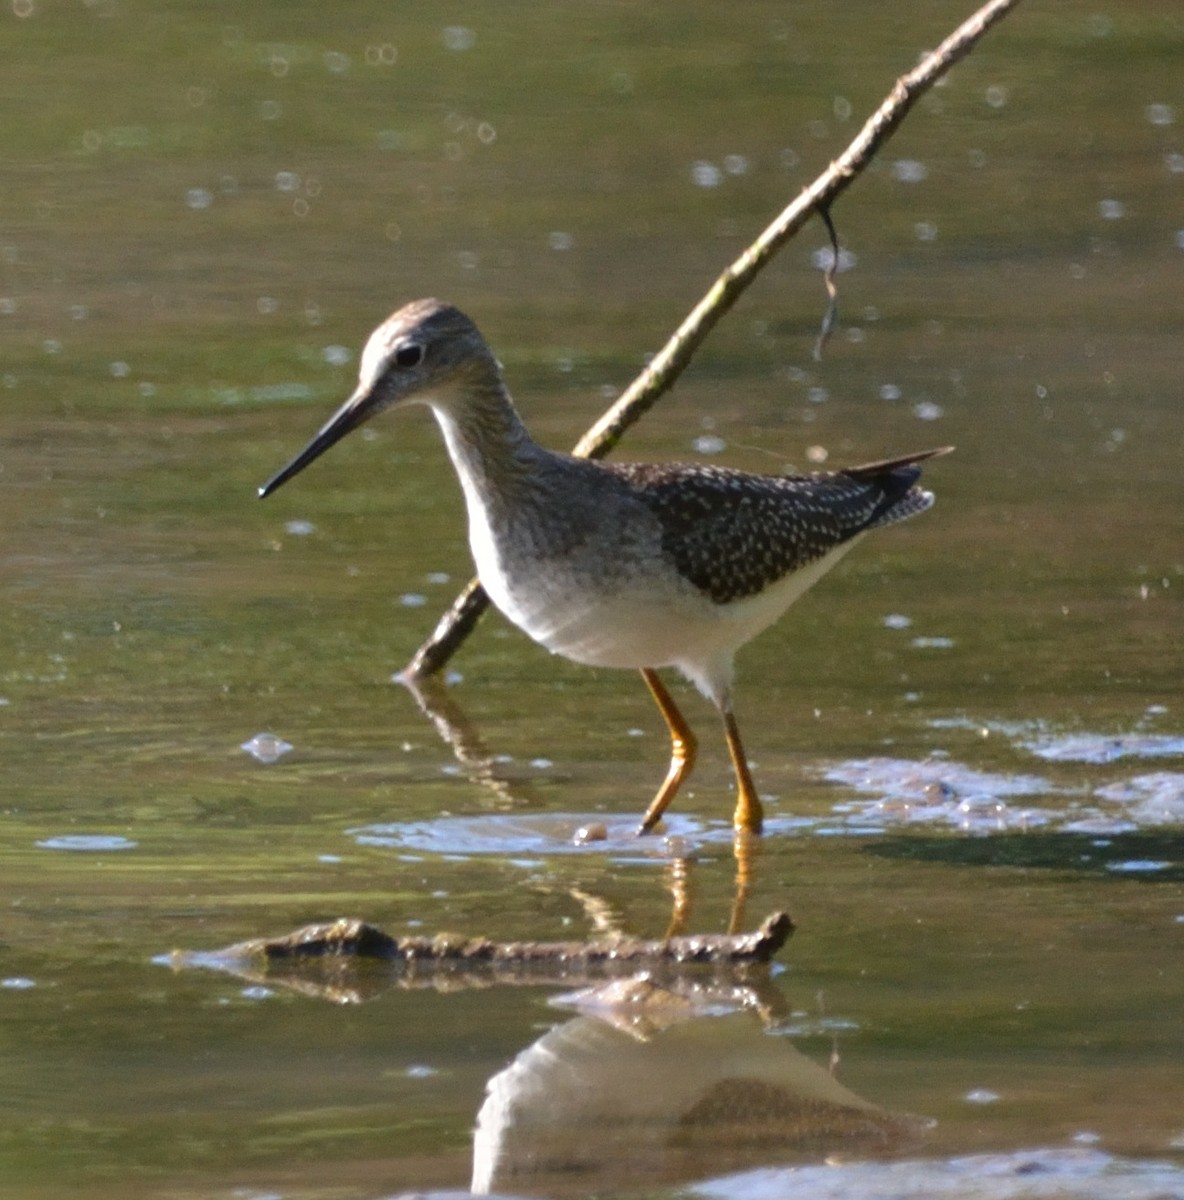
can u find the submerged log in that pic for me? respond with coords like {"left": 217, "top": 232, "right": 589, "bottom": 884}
{"left": 229, "top": 910, "right": 792, "bottom": 967}
{"left": 167, "top": 913, "right": 793, "bottom": 1004}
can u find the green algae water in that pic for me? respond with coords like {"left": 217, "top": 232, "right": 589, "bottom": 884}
{"left": 1, "top": 2, "right": 1181, "bottom": 1197}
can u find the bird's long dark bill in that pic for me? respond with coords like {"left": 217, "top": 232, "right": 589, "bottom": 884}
{"left": 258, "top": 388, "right": 370, "bottom": 498}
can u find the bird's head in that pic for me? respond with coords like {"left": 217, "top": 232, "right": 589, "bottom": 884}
{"left": 258, "top": 298, "right": 492, "bottom": 498}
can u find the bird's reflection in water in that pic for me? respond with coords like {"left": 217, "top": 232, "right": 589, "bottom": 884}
{"left": 399, "top": 673, "right": 766, "bottom": 936}
{"left": 169, "top": 920, "right": 923, "bottom": 1193}
{"left": 472, "top": 975, "right": 926, "bottom": 1195}
{"left": 388, "top": 677, "right": 904, "bottom": 1192}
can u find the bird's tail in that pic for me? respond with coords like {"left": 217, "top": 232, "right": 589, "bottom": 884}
{"left": 843, "top": 446, "right": 953, "bottom": 530}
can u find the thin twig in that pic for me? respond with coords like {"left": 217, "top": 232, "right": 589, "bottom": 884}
{"left": 813, "top": 204, "right": 841, "bottom": 362}
{"left": 403, "top": 0, "right": 1021, "bottom": 680}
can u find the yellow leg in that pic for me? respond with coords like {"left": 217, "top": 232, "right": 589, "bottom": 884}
{"left": 722, "top": 709, "right": 764, "bottom": 834}
{"left": 637, "top": 668, "right": 698, "bottom": 834}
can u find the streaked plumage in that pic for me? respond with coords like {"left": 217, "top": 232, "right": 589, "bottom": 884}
{"left": 260, "top": 298, "right": 950, "bottom": 834}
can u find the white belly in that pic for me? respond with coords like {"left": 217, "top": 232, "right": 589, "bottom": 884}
{"left": 469, "top": 491, "right": 863, "bottom": 693}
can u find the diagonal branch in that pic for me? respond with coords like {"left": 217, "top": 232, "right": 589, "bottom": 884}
{"left": 401, "top": 0, "right": 1022, "bottom": 681}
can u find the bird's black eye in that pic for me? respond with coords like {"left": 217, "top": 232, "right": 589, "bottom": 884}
{"left": 394, "top": 342, "right": 424, "bottom": 369}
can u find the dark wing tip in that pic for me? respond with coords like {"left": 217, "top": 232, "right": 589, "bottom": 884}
{"left": 843, "top": 445, "right": 954, "bottom": 479}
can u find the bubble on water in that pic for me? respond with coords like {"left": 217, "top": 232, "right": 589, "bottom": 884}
{"left": 807, "top": 386, "right": 829, "bottom": 404}
{"left": 716, "top": 1147, "right": 1184, "bottom": 1197}
{"left": 256, "top": 296, "right": 279, "bottom": 315}
{"left": 0, "top": 297, "right": 15, "bottom": 315}
{"left": 69, "top": 304, "right": 88, "bottom": 321}
{"left": 285, "top": 519, "right": 315, "bottom": 536}
{"left": 913, "top": 400, "right": 944, "bottom": 421}
{"left": 879, "top": 383, "right": 902, "bottom": 401}
{"left": 477, "top": 121, "right": 496, "bottom": 144}
{"left": 185, "top": 187, "right": 213, "bottom": 210}
{"left": 811, "top": 246, "right": 857, "bottom": 272}
{"left": 883, "top": 613, "right": 913, "bottom": 629}
{"left": 364, "top": 43, "right": 397, "bottom": 66}
{"left": 1164, "top": 152, "right": 1184, "bottom": 175}
{"left": 241, "top": 986, "right": 273, "bottom": 1000}
{"left": 723, "top": 154, "right": 749, "bottom": 176}
{"left": 37, "top": 834, "right": 138, "bottom": 852}
{"left": 1106, "top": 860, "right": 1170, "bottom": 874}
{"left": 323, "top": 50, "right": 351, "bottom": 74}
{"left": 322, "top": 344, "right": 351, "bottom": 366}
{"left": 400, "top": 593, "right": 427, "bottom": 608}
{"left": 241, "top": 733, "right": 293, "bottom": 763}
{"left": 1174, "top": 230, "right": 1184, "bottom": 251}
{"left": 1098, "top": 198, "right": 1125, "bottom": 221}
{"left": 693, "top": 435, "right": 727, "bottom": 455}
{"left": 1024, "top": 734, "right": 1184, "bottom": 764}
{"left": 1094, "top": 773, "right": 1184, "bottom": 824}
{"left": 2, "top": 977, "right": 36, "bottom": 990}
{"left": 984, "top": 84, "right": 1009, "bottom": 109}
{"left": 691, "top": 160, "right": 722, "bottom": 188}
{"left": 259, "top": 99, "right": 282, "bottom": 121}
{"left": 965, "top": 1088, "right": 1001, "bottom": 1104}
{"left": 406, "top": 1064, "right": 438, "bottom": 1079}
{"left": 912, "top": 636, "right": 954, "bottom": 649}
{"left": 914, "top": 221, "right": 938, "bottom": 242}
{"left": 1145, "top": 102, "right": 1175, "bottom": 127}
{"left": 1086, "top": 13, "right": 1112, "bottom": 37}
{"left": 109, "top": 361, "right": 129, "bottom": 379}
{"left": 1071, "top": 1132, "right": 1103, "bottom": 1149}
{"left": 43, "top": 339, "right": 62, "bottom": 355}
{"left": 548, "top": 231, "right": 573, "bottom": 251}
{"left": 833, "top": 95, "right": 852, "bottom": 121}
{"left": 442, "top": 26, "right": 476, "bottom": 51}
{"left": 892, "top": 158, "right": 928, "bottom": 184}
{"left": 456, "top": 250, "right": 479, "bottom": 271}
{"left": 806, "top": 445, "right": 827, "bottom": 464}
{"left": 425, "top": 571, "right": 451, "bottom": 585}
{"left": 274, "top": 171, "right": 301, "bottom": 193}
{"left": 821, "top": 757, "right": 1054, "bottom": 835}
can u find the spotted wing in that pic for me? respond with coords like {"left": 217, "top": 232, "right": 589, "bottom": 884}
{"left": 607, "top": 450, "right": 944, "bottom": 604}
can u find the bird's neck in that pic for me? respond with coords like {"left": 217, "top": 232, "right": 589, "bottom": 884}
{"left": 428, "top": 371, "right": 547, "bottom": 519}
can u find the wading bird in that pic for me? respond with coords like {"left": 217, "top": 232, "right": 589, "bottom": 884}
{"left": 261, "top": 299, "right": 948, "bottom": 834}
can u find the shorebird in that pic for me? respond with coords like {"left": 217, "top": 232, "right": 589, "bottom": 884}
{"left": 260, "top": 299, "right": 949, "bottom": 835}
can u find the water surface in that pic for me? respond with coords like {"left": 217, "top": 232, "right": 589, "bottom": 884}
{"left": 1, "top": 2, "right": 1181, "bottom": 1197}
